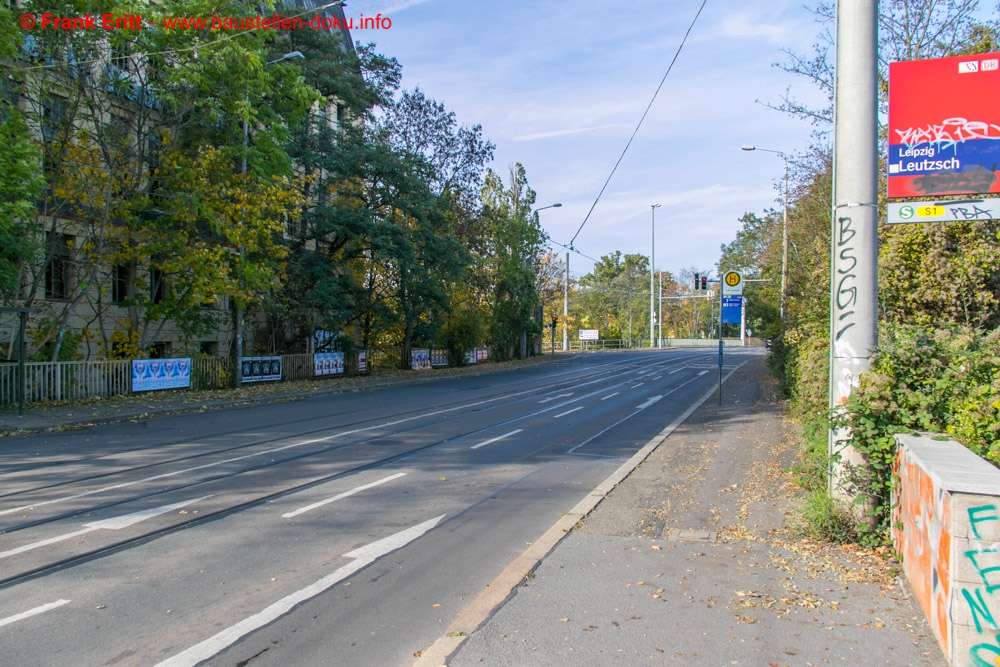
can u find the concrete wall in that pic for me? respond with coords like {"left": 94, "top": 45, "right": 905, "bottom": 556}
{"left": 893, "top": 433, "right": 1000, "bottom": 667}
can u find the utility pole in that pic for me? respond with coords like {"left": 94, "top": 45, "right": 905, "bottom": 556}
{"left": 563, "top": 252, "right": 569, "bottom": 351}
{"left": 829, "top": 0, "right": 878, "bottom": 501}
{"left": 649, "top": 204, "right": 660, "bottom": 348}
{"left": 658, "top": 271, "right": 663, "bottom": 347}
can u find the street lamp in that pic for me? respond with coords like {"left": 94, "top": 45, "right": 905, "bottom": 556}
{"left": 741, "top": 145, "right": 789, "bottom": 327}
{"left": 235, "top": 51, "right": 306, "bottom": 388}
{"left": 649, "top": 203, "right": 660, "bottom": 348}
{"left": 524, "top": 203, "right": 561, "bottom": 358}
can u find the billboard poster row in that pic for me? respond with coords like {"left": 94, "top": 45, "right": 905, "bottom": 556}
{"left": 411, "top": 348, "right": 431, "bottom": 370}
{"left": 242, "top": 356, "right": 282, "bottom": 383}
{"left": 889, "top": 52, "right": 1000, "bottom": 198}
{"left": 314, "top": 352, "right": 345, "bottom": 376}
{"left": 132, "top": 359, "right": 191, "bottom": 392}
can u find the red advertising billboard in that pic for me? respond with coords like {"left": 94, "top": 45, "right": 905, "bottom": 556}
{"left": 888, "top": 52, "right": 1000, "bottom": 198}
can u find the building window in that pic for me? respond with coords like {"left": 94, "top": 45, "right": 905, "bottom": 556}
{"left": 150, "top": 267, "right": 166, "bottom": 304}
{"left": 45, "top": 233, "right": 72, "bottom": 300}
{"left": 41, "top": 95, "right": 66, "bottom": 143}
{"left": 200, "top": 341, "right": 219, "bottom": 357}
{"left": 112, "top": 264, "right": 128, "bottom": 304}
{"left": 149, "top": 341, "right": 170, "bottom": 359}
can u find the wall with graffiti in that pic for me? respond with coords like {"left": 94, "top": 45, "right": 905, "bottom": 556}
{"left": 894, "top": 433, "right": 1000, "bottom": 666}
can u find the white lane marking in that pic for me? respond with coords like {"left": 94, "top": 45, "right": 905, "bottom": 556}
{"left": 668, "top": 366, "right": 688, "bottom": 374}
{"left": 282, "top": 473, "right": 407, "bottom": 519}
{"left": 539, "top": 393, "right": 574, "bottom": 404}
{"left": 470, "top": 430, "right": 522, "bottom": 450}
{"left": 697, "top": 370, "right": 709, "bottom": 376}
{"left": 631, "top": 383, "right": 645, "bottom": 388}
{"left": 155, "top": 515, "right": 445, "bottom": 667}
{"left": 601, "top": 392, "right": 619, "bottom": 401}
{"left": 0, "top": 496, "right": 211, "bottom": 560}
{"left": 1, "top": 370, "right": 629, "bottom": 518}
{"left": 636, "top": 395, "right": 663, "bottom": 410}
{"left": 0, "top": 599, "right": 71, "bottom": 629}
{"left": 651, "top": 375, "right": 662, "bottom": 380}
{"left": 567, "top": 373, "right": 708, "bottom": 455}
{"left": 554, "top": 407, "right": 583, "bottom": 419}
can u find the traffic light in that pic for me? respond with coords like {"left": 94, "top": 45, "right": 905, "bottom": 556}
{"left": 551, "top": 316, "right": 558, "bottom": 328}
{"left": 694, "top": 273, "right": 700, "bottom": 290}
{"left": 701, "top": 276, "right": 707, "bottom": 291}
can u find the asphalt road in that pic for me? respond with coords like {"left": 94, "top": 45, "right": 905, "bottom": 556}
{"left": 0, "top": 348, "right": 759, "bottom": 666}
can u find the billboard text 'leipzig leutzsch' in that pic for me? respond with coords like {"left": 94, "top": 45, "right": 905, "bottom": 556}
{"left": 889, "top": 52, "right": 1000, "bottom": 198}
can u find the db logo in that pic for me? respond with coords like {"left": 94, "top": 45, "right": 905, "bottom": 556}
{"left": 982, "top": 59, "right": 999, "bottom": 71}
{"left": 958, "top": 61, "right": 980, "bottom": 74}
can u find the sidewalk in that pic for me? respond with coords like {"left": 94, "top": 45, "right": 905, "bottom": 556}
{"left": 428, "top": 358, "right": 945, "bottom": 666}
{"left": 0, "top": 357, "right": 548, "bottom": 436}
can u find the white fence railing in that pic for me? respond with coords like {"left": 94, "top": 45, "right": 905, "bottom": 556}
{"left": 0, "top": 350, "right": 379, "bottom": 409}
{"left": 0, "top": 360, "right": 131, "bottom": 406}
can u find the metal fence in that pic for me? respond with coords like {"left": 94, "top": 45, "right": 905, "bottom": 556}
{"left": 190, "top": 357, "right": 232, "bottom": 391}
{"left": 0, "top": 360, "right": 131, "bottom": 406}
{"left": 0, "top": 349, "right": 381, "bottom": 409}
{"left": 540, "top": 338, "right": 762, "bottom": 352}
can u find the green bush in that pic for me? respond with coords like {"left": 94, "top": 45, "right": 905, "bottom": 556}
{"left": 833, "top": 324, "right": 1000, "bottom": 541}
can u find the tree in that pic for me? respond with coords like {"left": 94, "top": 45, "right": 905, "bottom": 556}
{"left": 479, "top": 164, "right": 547, "bottom": 360}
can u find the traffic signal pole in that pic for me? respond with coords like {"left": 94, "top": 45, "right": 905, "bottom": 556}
{"left": 717, "top": 277, "right": 723, "bottom": 405}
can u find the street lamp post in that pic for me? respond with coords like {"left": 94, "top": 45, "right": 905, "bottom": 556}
{"left": 526, "top": 203, "right": 561, "bottom": 358}
{"left": 649, "top": 204, "right": 660, "bottom": 348}
{"left": 741, "top": 145, "right": 789, "bottom": 327}
{"left": 658, "top": 270, "right": 663, "bottom": 347}
{"left": 234, "top": 51, "right": 305, "bottom": 389}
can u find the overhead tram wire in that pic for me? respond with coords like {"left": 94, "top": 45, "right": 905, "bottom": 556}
{"left": 567, "top": 0, "right": 710, "bottom": 248}
{"left": 548, "top": 239, "right": 601, "bottom": 265}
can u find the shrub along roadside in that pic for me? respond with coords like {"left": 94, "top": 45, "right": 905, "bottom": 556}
{"left": 829, "top": 324, "right": 1000, "bottom": 543}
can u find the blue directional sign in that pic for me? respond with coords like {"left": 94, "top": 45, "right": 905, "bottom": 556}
{"left": 721, "top": 296, "right": 742, "bottom": 324}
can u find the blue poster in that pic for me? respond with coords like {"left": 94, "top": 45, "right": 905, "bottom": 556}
{"left": 314, "top": 352, "right": 344, "bottom": 376}
{"left": 722, "top": 296, "right": 743, "bottom": 325}
{"left": 132, "top": 358, "right": 191, "bottom": 392}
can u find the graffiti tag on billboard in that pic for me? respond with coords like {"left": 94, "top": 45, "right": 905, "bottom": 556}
{"left": 894, "top": 118, "right": 1000, "bottom": 146}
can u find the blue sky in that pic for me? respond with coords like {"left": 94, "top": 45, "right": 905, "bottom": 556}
{"left": 354, "top": 0, "right": 828, "bottom": 280}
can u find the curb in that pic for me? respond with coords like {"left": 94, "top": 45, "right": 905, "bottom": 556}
{"left": 412, "top": 359, "right": 751, "bottom": 667}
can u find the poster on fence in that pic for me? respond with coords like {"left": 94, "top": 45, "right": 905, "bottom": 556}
{"left": 357, "top": 350, "right": 368, "bottom": 373}
{"left": 313, "top": 352, "right": 344, "bottom": 376}
{"left": 132, "top": 358, "right": 191, "bottom": 392}
{"left": 411, "top": 348, "right": 431, "bottom": 370}
{"left": 430, "top": 349, "right": 448, "bottom": 367}
{"left": 242, "top": 356, "right": 282, "bottom": 383}
{"left": 465, "top": 349, "right": 476, "bottom": 364}
{"left": 476, "top": 348, "right": 489, "bottom": 362}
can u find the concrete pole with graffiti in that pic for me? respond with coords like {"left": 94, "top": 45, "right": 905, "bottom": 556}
{"left": 828, "top": 0, "right": 879, "bottom": 501}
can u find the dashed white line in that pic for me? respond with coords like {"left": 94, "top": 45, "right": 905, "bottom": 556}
{"left": 282, "top": 473, "right": 407, "bottom": 518}
{"left": 601, "top": 392, "right": 619, "bottom": 401}
{"left": 631, "top": 383, "right": 645, "bottom": 388}
{"left": 539, "top": 393, "right": 574, "bottom": 403}
{"left": 554, "top": 407, "right": 583, "bottom": 419}
{"left": 651, "top": 375, "right": 662, "bottom": 380}
{"left": 0, "top": 496, "right": 211, "bottom": 560}
{"left": 0, "top": 599, "right": 71, "bottom": 629}
{"left": 470, "top": 429, "right": 523, "bottom": 450}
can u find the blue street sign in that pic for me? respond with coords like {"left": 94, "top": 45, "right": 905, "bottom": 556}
{"left": 722, "top": 296, "right": 742, "bottom": 324}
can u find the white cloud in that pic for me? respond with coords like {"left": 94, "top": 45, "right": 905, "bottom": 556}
{"left": 512, "top": 123, "right": 632, "bottom": 143}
